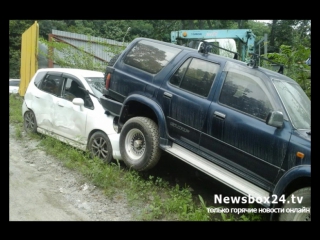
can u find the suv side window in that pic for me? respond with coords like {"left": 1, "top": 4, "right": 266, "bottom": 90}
{"left": 219, "top": 71, "right": 273, "bottom": 120}
{"left": 124, "top": 40, "right": 181, "bottom": 74}
{"left": 39, "top": 74, "right": 64, "bottom": 96}
{"left": 170, "top": 58, "right": 219, "bottom": 97}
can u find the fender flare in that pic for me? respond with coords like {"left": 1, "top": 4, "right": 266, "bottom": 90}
{"left": 269, "top": 165, "right": 310, "bottom": 221}
{"left": 119, "top": 94, "right": 168, "bottom": 140}
{"left": 273, "top": 165, "right": 311, "bottom": 198}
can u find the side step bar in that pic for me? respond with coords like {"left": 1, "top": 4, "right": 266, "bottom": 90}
{"left": 164, "top": 143, "right": 270, "bottom": 207}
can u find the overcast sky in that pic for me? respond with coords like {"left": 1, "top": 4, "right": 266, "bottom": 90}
{"left": 254, "top": 20, "right": 272, "bottom": 23}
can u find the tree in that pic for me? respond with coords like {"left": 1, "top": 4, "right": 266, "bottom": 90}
{"left": 9, "top": 20, "right": 35, "bottom": 78}
{"left": 237, "top": 20, "right": 249, "bottom": 29}
{"left": 9, "top": 20, "right": 311, "bottom": 98}
{"left": 145, "top": 20, "right": 181, "bottom": 41}
{"left": 268, "top": 20, "right": 310, "bottom": 53}
{"left": 264, "top": 44, "right": 311, "bottom": 99}
{"left": 292, "top": 20, "right": 311, "bottom": 48}
{"left": 38, "top": 20, "right": 69, "bottom": 39}
{"left": 247, "top": 20, "right": 270, "bottom": 42}
{"left": 39, "top": 35, "right": 123, "bottom": 72}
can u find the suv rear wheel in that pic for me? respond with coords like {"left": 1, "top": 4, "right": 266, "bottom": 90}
{"left": 120, "top": 117, "right": 161, "bottom": 171}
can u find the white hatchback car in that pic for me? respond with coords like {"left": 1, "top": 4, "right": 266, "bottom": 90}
{"left": 22, "top": 68, "right": 122, "bottom": 163}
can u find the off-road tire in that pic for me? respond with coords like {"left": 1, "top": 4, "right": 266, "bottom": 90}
{"left": 278, "top": 187, "right": 311, "bottom": 221}
{"left": 24, "top": 110, "right": 38, "bottom": 134}
{"left": 120, "top": 117, "right": 161, "bottom": 171}
{"left": 88, "top": 131, "right": 113, "bottom": 164}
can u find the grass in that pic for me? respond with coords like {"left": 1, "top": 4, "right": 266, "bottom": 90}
{"left": 9, "top": 93, "right": 24, "bottom": 129}
{"left": 9, "top": 93, "right": 265, "bottom": 221}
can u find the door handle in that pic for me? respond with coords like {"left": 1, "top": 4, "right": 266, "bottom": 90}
{"left": 214, "top": 111, "right": 226, "bottom": 119}
{"left": 57, "top": 101, "right": 64, "bottom": 107}
{"left": 164, "top": 92, "right": 172, "bottom": 98}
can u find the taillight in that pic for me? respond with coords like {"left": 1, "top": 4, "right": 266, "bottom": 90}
{"left": 105, "top": 73, "right": 111, "bottom": 90}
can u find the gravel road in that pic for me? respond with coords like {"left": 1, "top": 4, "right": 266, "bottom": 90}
{"left": 9, "top": 123, "right": 266, "bottom": 221}
{"left": 9, "top": 124, "right": 134, "bottom": 221}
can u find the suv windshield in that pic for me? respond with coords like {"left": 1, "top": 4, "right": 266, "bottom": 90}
{"left": 273, "top": 79, "right": 310, "bottom": 130}
{"left": 85, "top": 77, "right": 104, "bottom": 98}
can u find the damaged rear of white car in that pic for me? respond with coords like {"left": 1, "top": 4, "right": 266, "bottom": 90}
{"left": 22, "top": 68, "right": 122, "bottom": 163}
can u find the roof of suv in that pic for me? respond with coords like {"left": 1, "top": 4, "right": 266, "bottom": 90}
{"left": 131, "top": 38, "right": 293, "bottom": 83}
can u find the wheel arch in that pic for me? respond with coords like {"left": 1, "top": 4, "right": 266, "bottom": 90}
{"left": 23, "top": 105, "right": 38, "bottom": 134}
{"left": 87, "top": 129, "right": 105, "bottom": 148}
{"left": 272, "top": 165, "right": 311, "bottom": 200}
{"left": 269, "top": 165, "right": 311, "bottom": 221}
{"left": 119, "top": 116, "right": 162, "bottom": 171}
{"left": 118, "top": 94, "right": 169, "bottom": 145}
{"left": 86, "top": 129, "right": 114, "bottom": 164}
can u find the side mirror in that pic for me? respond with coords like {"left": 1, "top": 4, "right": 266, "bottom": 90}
{"left": 266, "top": 111, "right": 283, "bottom": 128}
{"left": 72, "top": 98, "right": 84, "bottom": 111}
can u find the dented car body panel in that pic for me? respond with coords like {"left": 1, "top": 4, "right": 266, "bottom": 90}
{"left": 22, "top": 68, "right": 122, "bottom": 160}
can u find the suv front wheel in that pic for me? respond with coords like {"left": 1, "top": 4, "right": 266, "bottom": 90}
{"left": 120, "top": 117, "right": 161, "bottom": 171}
{"left": 278, "top": 187, "right": 311, "bottom": 221}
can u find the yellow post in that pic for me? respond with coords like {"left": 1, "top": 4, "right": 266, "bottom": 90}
{"left": 19, "top": 21, "right": 39, "bottom": 96}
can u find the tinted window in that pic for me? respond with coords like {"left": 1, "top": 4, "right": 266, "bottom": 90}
{"left": 219, "top": 71, "right": 273, "bottom": 120}
{"left": 39, "top": 74, "right": 64, "bottom": 96}
{"left": 170, "top": 58, "right": 190, "bottom": 86}
{"left": 124, "top": 40, "right": 181, "bottom": 74}
{"left": 170, "top": 58, "right": 219, "bottom": 97}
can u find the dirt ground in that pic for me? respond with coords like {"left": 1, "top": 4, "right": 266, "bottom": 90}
{"left": 9, "top": 124, "right": 134, "bottom": 221}
{"left": 9, "top": 123, "right": 266, "bottom": 221}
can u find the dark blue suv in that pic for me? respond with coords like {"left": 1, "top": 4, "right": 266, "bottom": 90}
{"left": 101, "top": 38, "right": 311, "bottom": 221}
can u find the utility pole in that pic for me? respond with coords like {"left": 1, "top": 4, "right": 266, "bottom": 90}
{"left": 264, "top": 33, "right": 268, "bottom": 59}
{"left": 122, "top": 27, "right": 131, "bottom": 46}
{"left": 257, "top": 33, "right": 268, "bottom": 66}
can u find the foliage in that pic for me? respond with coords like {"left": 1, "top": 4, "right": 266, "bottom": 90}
{"left": 9, "top": 20, "right": 35, "bottom": 78}
{"left": 248, "top": 20, "right": 271, "bottom": 48}
{"left": 9, "top": 94, "right": 24, "bottom": 124}
{"left": 11, "top": 94, "right": 268, "bottom": 222}
{"left": 268, "top": 20, "right": 310, "bottom": 53}
{"left": 262, "top": 44, "right": 311, "bottom": 99}
{"left": 39, "top": 35, "right": 123, "bottom": 72}
{"left": 9, "top": 20, "right": 311, "bottom": 221}
{"left": 38, "top": 20, "right": 69, "bottom": 39}
{"left": 10, "top": 19, "right": 311, "bottom": 96}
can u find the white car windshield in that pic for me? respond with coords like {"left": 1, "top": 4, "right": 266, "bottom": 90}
{"left": 273, "top": 79, "right": 310, "bottom": 130}
{"left": 84, "top": 77, "right": 104, "bottom": 98}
